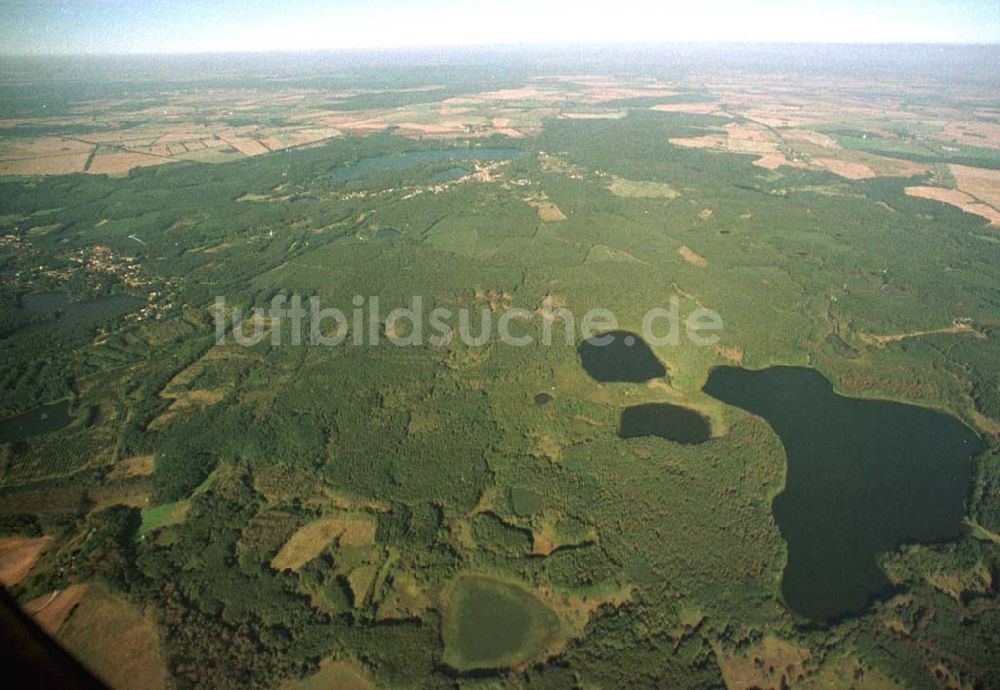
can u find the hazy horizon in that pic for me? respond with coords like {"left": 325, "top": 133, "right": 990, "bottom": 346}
{"left": 1, "top": 0, "right": 998, "bottom": 56}
{"left": 3, "top": 44, "right": 999, "bottom": 91}
{"left": 1, "top": 40, "right": 1000, "bottom": 60}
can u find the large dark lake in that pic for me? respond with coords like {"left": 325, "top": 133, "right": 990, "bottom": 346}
{"left": 703, "top": 365, "right": 983, "bottom": 622}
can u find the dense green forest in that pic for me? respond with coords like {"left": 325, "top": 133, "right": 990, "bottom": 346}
{"left": 0, "top": 63, "right": 998, "bottom": 689}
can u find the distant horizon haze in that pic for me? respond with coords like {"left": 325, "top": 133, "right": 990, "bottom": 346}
{"left": 1, "top": 0, "right": 997, "bottom": 56}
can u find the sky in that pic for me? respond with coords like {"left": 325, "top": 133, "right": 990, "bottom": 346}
{"left": 1, "top": 0, "right": 998, "bottom": 55}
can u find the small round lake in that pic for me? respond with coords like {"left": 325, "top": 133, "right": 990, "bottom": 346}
{"left": 703, "top": 365, "right": 984, "bottom": 623}
{"left": 619, "top": 403, "right": 711, "bottom": 444}
{"left": 442, "top": 575, "right": 559, "bottom": 671}
{"left": 578, "top": 331, "right": 667, "bottom": 383}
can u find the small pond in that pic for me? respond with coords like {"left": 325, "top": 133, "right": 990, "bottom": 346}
{"left": 578, "top": 331, "right": 667, "bottom": 383}
{"left": 442, "top": 575, "right": 559, "bottom": 671}
{"left": 618, "top": 403, "right": 711, "bottom": 444}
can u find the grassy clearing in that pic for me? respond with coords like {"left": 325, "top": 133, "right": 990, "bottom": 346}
{"left": 678, "top": 245, "right": 708, "bottom": 267}
{"left": 24, "top": 583, "right": 89, "bottom": 635}
{"left": 139, "top": 468, "right": 219, "bottom": 536}
{"left": 271, "top": 512, "right": 376, "bottom": 571}
{"left": 524, "top": 194, "right": 567, "bottom": 221}
{"left": 281, "top": 658, "right": 377, "bottom": 690}
{"left": 0, "top": 535, "right": 50, "bottom": 585}
{"left": 108, "top": 454, "right": 155, "bottom": 479}
{"left": 376, "top": 571, "right": 432, "bottom": 621}
{"left": 798, "top": 655, "right": 904, "bottom": 690}
{"left": 58, "top": 587, "right": 169, "bottom": 690}
{"left": 138, "top": 500, "right": 189, "bottom": 536}
{"left": 713, "top": 636, "right": 811, "bottom": 690}
{"left": 607, "top": 175, "right": 680, "bottom": 199}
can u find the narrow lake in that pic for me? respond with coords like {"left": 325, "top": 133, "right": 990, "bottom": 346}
{"left": 0, "top": 400, "right": 74, "bottom": 444}
{"left": 703, "top": 365, "right": 983, "bottom": 622}
{"left": 330, "top": 147, "right": 522, "bottom": 182}
{"left": 20, "top": 291, "right": 144, "bottom": 328}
